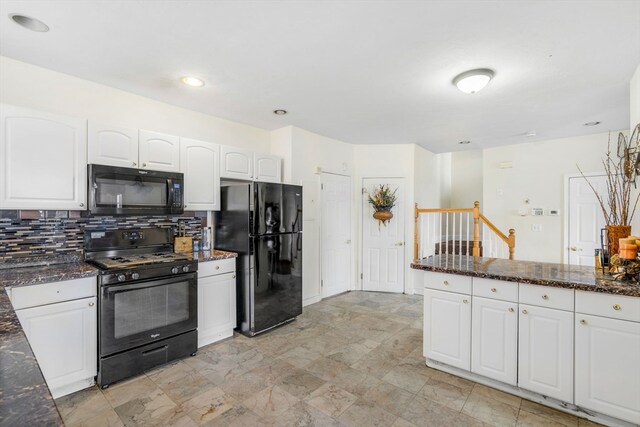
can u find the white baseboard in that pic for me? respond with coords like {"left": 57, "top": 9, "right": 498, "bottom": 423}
{"left": 303, "top": 295, "right": 321, "bottom": 307}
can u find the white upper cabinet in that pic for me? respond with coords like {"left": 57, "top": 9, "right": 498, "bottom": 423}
{"left": 139, "top": 130, "right": 180, "bottom": 173}
{"left": 0, "top": 104, "right": 87, "bottom": 210}
{"left": 220, "top": 145, "right": 253, "bottom": 180}
{"left": 88, "top": 122, "right": 139, "bottom": 168}
{"left": 180, "top": 138, "right": 220, "bottom": 211}
{"left": 254, "top": 153, "right": 282, "bottom": 183}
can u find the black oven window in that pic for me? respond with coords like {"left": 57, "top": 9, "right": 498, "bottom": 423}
{"left": 96, "top": 177, "right": 167, "bottom": 207}
{"left": 114, "top": 281, "right": 190, "bottom": 339}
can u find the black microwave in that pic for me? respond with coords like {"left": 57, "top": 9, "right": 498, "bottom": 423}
{"left": 88, "top": 164, "right": 184, "bottom": 216}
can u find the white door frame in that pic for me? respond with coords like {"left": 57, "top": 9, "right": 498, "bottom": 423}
{"left": 320, "top": 171, "right": 353, "bottom": 298}
{"left": 563, "top": 172, "right": 605, "bottom": 264}
{"left": 360, "top": 176, "right": 406, "bottom": 293}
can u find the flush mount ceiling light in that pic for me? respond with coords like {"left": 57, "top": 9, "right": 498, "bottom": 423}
{"left": 453, "top": 68, "right": 495, "bottom": 94}
{"left": 180, "top": 76, "right": 205, "bottom": 87}
{"left": 9, "top": 14, "right": 49, "bottom": 32}
{"left": 525, "top": 131, "right": 537, "bottom": 137}
{"left": 459, "top": 140, "right": 471, "bottom": 145}
{"left": 273, "top": 109, "right": 288, "bottom": 115}
{"left": 584, "top": 121, "right": 601, "bottom": 126}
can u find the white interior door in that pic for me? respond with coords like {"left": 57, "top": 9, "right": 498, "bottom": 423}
{"left": 568, "top": 175, "right": 606, "bottom": 265}
{"left": 362, "top": 178, "right": 405, "bottom": 293}
{"left": 321, "top": 173, "right": 351, "bottom": 298}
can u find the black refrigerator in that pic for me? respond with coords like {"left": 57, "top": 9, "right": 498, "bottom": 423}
{"left": 215, "top": 182, "right": 303, "bottom": 336}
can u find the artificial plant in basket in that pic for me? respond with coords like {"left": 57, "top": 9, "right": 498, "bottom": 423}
{"left": 366, "top": 184, "right": 398, "bottom": 226}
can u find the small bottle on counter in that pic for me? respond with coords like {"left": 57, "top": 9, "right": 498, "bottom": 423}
{"left": 192, "top": 239, "right": 200, "bottom": 253}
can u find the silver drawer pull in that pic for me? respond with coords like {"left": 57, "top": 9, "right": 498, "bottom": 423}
{"left": 613, "top": 304, "right": 621, "bottom": 311}
{"left": 443, "top": 281, "right": 449, "bottom": 286}
{"left": 522, "top": 309, "right": 528, "bottom": 315}
{"left": 580, "top": 319, "right": 587, "bottom": 325}
{"left": 491, "top": 287, "right": 497, "bottom": 293}
{"left": 463, "top": 299, "right": 469, "bottom": 304}
{"left": 508, "top": 307, "right": 514, "bottom": 312}
{"left": 215, "top": 265, "right": 220, "bottom": 270}
{"left": 542, "top": 294, "right": 549, "bottom": 300}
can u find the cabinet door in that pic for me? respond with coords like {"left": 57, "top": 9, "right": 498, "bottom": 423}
{"left": 254, "top": 153, "right": 282, "bottom": 183}
{"left": 575, "top": 314, "right": 640, "bottom": 424}
{"left": 471, "top": 296, "right": 518, "bottom": 385}
{"left": 0, "top": 104, "right": 87, "bottom": 210}
{"left": 198, "top": 271, "right": 236, "bottom": 348}
{"left": 88, "top": 122, "right": 139, "bottom": 168}
{"left": 220, "top": 145, "right": 253, "bottom": 180}
{"left": 423, "top": 289, "right": 471, "bottom": 371}
{"left": 139, "top": 129, "right": 180, "bottom": 172}
{"left": 16, "top": 297, "right": 97, "bottom": 398}
{"left": 518, "top": 304, "right": 573, "bottom": 402}
{"left": 180, "top": 138, "right": 220, "bottom": 211}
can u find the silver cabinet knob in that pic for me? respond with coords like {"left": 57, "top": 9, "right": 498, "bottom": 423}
{"left": 215, "top": 265, "right": 220, "bottom": 270}
{"left": 88, "top": 302, "right": 95, "bottom": 307}
{"left": 542, "top": 294, "right": 549, "bottom": 300}
{"left": 463, "top": 299, "right": 469, "bottom": 304}
{"left": 142, "top": 163, "right": 147, "bottom": 167}
{"left": 580, "top": 319, "right": 587, "bottom": 325}
{"left": 132, "top": 162, "right": 137, "bottom": 167}
{"left": 443, "top": 281, "right": 449, "bottom": 286}
{"left": 613, "top": 304, "right": 621, "bottom": 311}
{"left": 491, "top": 287, "right": 497, "bottom": 292}
{"left": 522, "top": 309, "right": 528, "bottom": 315}
{"left": 232, "top": 274, "right": 236, "bottom": 278}
{"left": 395, "top": 241, "right": 404, "bottom": 246}
{"left": 79, "top": 202, "right": 84, "bottom": 207}
{"left": 508, "top": 307, "right": 514, "bottom": 312}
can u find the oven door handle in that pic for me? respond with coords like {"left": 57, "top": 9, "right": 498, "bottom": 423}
{"left": 103, "top": 273, "right": 196, "bottom": 294}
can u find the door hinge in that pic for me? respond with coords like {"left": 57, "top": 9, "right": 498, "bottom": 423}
{"left": 362, "top": 187, "right": 366, "bottom": 194}
{"left": 360, "top": 273, "right": 363, "bottom": 279}
{"left": 321, "top": 279, "right": 323, "bottom": 287}
{"left": 321, "top": 184, "right": 324, "bottom": 190}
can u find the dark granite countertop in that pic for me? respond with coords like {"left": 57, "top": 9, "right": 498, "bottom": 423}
{"left": 411, "top": 255, "right": 640, "bottom": 297}
{"left": 192, "top": 249, "right": 238, "bottom": 262}
{"left": 0, "top": 262, "right": 99, "bottom": 289}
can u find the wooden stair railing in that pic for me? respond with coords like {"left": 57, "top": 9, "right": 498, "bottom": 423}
{"left": 414, "top": 201, "right": 515, "bottom": 261}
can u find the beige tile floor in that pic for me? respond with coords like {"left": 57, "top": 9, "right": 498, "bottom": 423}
{"left": 56, "top": 291, "right": 602, "bottom": 427}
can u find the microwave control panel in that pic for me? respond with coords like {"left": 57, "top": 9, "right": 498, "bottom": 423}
{"left": 173, "top": 183, "right": 183, "bottom": 207}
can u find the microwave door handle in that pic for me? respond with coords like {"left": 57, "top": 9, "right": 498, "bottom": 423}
{"left": 167, "top": 178, "right": 175, "bottom": 206}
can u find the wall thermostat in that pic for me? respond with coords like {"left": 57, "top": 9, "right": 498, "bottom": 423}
{"left": 531, "top": 208, "right": 544, "bottom": 216}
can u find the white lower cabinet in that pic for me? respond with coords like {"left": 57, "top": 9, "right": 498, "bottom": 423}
{"left": 471, "top": 296, "right": 517, "bottom": 385}
{"left": 575, "top": 313, "right": 640, "bottom": 424}
{"left": 423, "top": 288, "right": 471, "bottom": 370}
{"left": 198, "top": 260, "right": 236, "bottom": 348}
{"left": 16, "top": 296, "right": 97, "bottom": 398}
{"left": 518, "top": 304, "right": 573, "bottom": 402}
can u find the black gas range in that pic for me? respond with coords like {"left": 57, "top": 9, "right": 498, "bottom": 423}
{"left": 84, "top": 228, "right": 198, "bottom": 388}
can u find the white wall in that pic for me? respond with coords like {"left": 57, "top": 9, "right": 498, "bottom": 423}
{"left": 482, "top": 132, "right": 624, "bottom": 263}
{"left": 451, "top": 150, "right": 483, "bottom": 208}
{"left": 631, "top": 63, "right": 640, "bottom": 129}
{"left": 0, "top": 56, "right": 270, "bottom": 151}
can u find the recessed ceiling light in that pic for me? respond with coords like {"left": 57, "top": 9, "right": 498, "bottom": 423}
{"left": 9, "top": 14, "right": 49, "bottom": 32}
{"left": 453, "top": 69, "right": 495, "bottom": 94}
{"left": 584, "top": 121, "right": 601, "bottom": 126}
{"left": 525, "top": 131, "right": 537, "bottom": 137}
{"left": 180, "top": 76, "right": 205, "bottom": 87}
{"left": 273, "top": 109, "right": 288, "bottom": 115}
{"left": 459, "top": 140, "right": 471, "bottom": 145}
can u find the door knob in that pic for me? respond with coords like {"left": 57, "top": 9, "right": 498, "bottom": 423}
{"left": 395, "top": 242, "right": 404, "bottom": 246}
{"left": 570, "top": 246, "right": 582, "bottom": 252}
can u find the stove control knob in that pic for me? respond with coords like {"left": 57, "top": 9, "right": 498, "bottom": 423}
{"left": 131, "top": 272, "right": 140, "bottom": 280}
{"left": 182, "top": 265, "right": 190, "bottom": 273}
{"left": 117, "top": 274, "right": 126, "bottom": 282}
{"left": 171, "top": 267, "right": 179, "bottom": 274}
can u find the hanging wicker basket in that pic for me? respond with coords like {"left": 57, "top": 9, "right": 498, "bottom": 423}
{"left": 373, "top": 207, "right": 393, "bottom": 222}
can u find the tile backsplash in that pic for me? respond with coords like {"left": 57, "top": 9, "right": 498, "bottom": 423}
{"left": 0, "top": 211, "right": 205, "bottom": 260}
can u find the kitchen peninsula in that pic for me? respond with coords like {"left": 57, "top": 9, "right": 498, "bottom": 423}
{"left": 412, "top": 255, "right": 640, "bottom": 426}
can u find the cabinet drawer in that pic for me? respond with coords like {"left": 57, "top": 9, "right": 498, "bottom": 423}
{"left": 575, "top": 291, "right": 640, "bottom": 322}
{"left": 424, "top": 272, "right": 471, "bottom": 295}
{"left": 519, "top": 283, "right": 574, "bottom": 311}
{"left": 10, "top": 277, "right": 97, "bottom": 310}
{"left": 198, "top": 258, "right": 236, "bottom": 278}
{"left": 473, "top": 278, "right": 518, "bottom": 302}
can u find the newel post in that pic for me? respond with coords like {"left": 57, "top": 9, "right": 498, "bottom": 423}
{"left": 413, "top": 203, "right": 419, "bottom": 262}
{"left": 472, "top": 201, "right": 480, "bottom": 257}
{"left": 508, "top": 228, "right": 516, "bottom": 260}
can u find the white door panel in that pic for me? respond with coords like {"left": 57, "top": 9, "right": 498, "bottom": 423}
{"left": 321, "top": 173, "right": 351, "bottom": 298}
{"left": 362, "top": 178, "right": 405, "bottom": 293}
{"left": 88, "top": 122, "right": 139, "bottom": 168}
{"left": 180, "top": 138, "right": 220, "bottom": 211}
{"left": 568, "top": 176, "right": 606, "bottom": 265}
{"left": 139, "top": 130, "right": 180, "bottom": 172}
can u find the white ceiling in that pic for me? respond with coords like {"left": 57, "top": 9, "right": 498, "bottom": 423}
{"left": 0, "top": 0, "right": 639, "bottom": 153}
